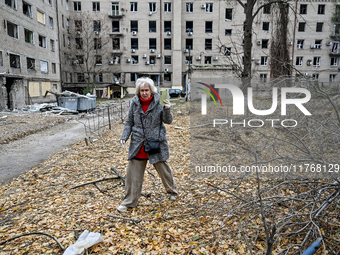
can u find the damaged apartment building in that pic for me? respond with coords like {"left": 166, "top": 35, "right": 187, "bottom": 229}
{"left": 1, "top": 0, "right": 340, "bottom": 110}
{"left": 0, "top": 0, "right": 61, "bottom": 110}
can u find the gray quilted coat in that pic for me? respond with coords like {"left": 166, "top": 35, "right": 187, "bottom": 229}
{"left": 120, "top": 93, "right": 173, "bottom": 164}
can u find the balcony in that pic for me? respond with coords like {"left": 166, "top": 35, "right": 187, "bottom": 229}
{"left": 108, "top": 11, "right": 123, "bottom": 18}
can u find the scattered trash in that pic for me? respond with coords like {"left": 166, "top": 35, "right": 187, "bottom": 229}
{"left": 62, "top": 230, "right": 103, "bottom": 255}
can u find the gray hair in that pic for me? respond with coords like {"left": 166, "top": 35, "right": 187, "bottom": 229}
{"left": 135, "top": 77, "right": 158, "bottom": 95}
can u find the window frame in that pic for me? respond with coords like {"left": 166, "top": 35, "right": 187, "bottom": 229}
{"left": 205, "top": 38, "right": 212, "bottom": 50}
{"left": 186, "top": 2, "right": 193, "bottom": 13}
{"left": 73, "top": 1, "right": 81, "bottom": 11}
{"left": 130, "top": 2, "right": 138, "bottom": 12}
{"left": 23, "top": 1, "right": 33, "bottom": 18}
{"left": 295, "top": 56, "right": 303, "bottom": 66}
{"left": 205, "top": 21, "right": 213, "bottom": 33}
{"left": 9, "top": 53, "right": 21, "bottom": 68}
{"left": 164, "top": 2, "right": 172, "bottom": 12}
{"left": 300, "top": 4, "right": 307, "bottom": 14}
{"left": 318, "top": 4, "right": 325, "bottom": 14}
{"left": 38, "top": 34, "right": 47, "bottom": 48}
{"left": 27, "top": 57, "right": 35, "bottom": 70}
{"left": 7, "top": 21, "right": 19, "bottom": 39}
{"left": 40, "top": 60, "right": 48, "bottom": 73}
{"left": 205, "top": 3, "right": 213, "bottom": 13}
{"left": 92, "top": 2, "right": 100, "bottom": 12}
{"left": 260, "top": 56, "right": 268, "bottom": 66}
{"left": 225, "top": 8, "right": 233, "bottom": 21}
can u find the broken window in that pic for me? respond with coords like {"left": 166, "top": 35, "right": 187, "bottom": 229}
{"left": 75, "top": 20, "right": 82, "bottom": 32}
{"left": 296, "top": 56, "right": 303, "bottom": 66}
{"left": 7, "top": 21, "right": 19, "bottom": 38}
{"left": 261, "top": 56, "right": 268, "bottom": 66}
{"left": 23, "top": 1, "right": 32, "bottom": 17}
{"left": 27, "top": 57, "right": 35, "bottom": 70}
{"left": 39, "top": 35, "right": 47, "bottom": 48}
{"left": 24, "top": 28, "right": 34, "bottom": 43}
{"left": 94, "top": 20, "right": 101, "bottom": 32}
{"left": 10, "top": 54, "right": 20, "bottom": 68}
{"left": 262, "top": 39, "right": 269, "bottom": 49}
{"left": 112, "top": 38, "right": 120, "bottom": 49}
{"left": 75, "top": 38, "right": 83, "bottom": 49}
{"left": 5, "top": 0, "right": 16, "bottom": 9}
{"left": 297, "top": 39, "right": 304, "bottom": 49}
{"left": 164, "top": 73, "right": 171, "bottom": 82}
{"left": 131, "top": 55, "right": 139, "bottom": 65}
{"left": 112, "top": 20, "right": 119, "bottom": 32}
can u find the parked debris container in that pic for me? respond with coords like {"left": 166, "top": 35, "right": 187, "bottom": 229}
{"left": 77, "top": 97, "right": 91, "bottom": 111}
{"left": 58, "top": 97, "right": 78, "bottom": 111}
{"left": 87, "top": 94, "right": 96, "bottom": 110}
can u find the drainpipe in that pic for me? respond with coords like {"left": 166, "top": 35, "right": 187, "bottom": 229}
{"left": 159, "top": 0, "right": 163, "bottom": 92}
{"left": 55, "top": 0, "right": 63, "bottom": 93}
{"left": 291, "top": 0, "right": 298, "bottom": 74}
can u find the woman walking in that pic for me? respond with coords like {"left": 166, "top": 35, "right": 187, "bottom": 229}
{"left": 118, "top": 77, "right": 178, "bottom": 212}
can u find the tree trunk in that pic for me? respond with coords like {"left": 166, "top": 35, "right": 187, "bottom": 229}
{"left": 243, "top": 0, "right": 255, "bottom": 92}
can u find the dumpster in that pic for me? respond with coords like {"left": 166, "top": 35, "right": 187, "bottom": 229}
{"left": 77, "top": 97, "right": 91, "bottom": 111}
{"left": 58, "top": 97, "right": 78, "bottom": 111}
{"left": 87, "top": 94, "right": 96, "bottom": 110}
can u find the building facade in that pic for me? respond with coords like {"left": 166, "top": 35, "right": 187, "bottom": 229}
{"left": 0, "top": 0, "right": 61, "bottom": 110}
{"left": 0, "top": 0, "right": 339, "bottom": 108}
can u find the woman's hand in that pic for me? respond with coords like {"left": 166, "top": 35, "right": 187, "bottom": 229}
{"left": 163, "top": 99, "right": 171, "bottom": 109}
{"left": 120, "top": 140, "right": 126, "bottom": 147}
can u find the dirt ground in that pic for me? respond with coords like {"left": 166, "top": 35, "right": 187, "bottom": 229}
{"left": 0, "top": 111, "right": 85, "bottom": 185}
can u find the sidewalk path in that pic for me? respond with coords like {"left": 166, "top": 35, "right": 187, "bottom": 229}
{"left": 0, "top": 120, "right": 85, "bottom": 185}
